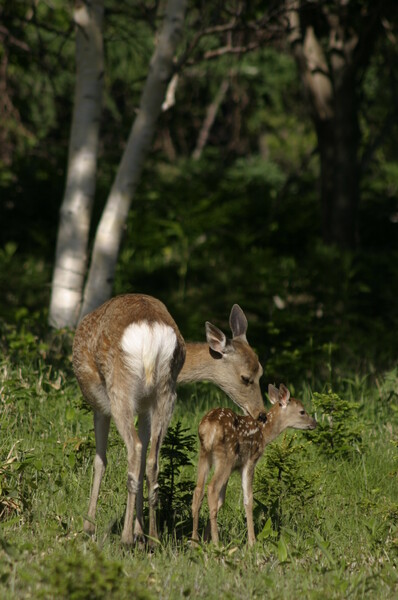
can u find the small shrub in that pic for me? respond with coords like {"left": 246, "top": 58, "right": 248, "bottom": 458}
{"left": 254, "top": 435, "right": 317, "bottom": 533}
{"left": 158, "top": 421, "right": 196, "bottom": 534}
{"left": 310, "top": 390, "right": 364, "bottom": 457}
{"left": 40, "top": 546, "right": 152, "bottom": 600}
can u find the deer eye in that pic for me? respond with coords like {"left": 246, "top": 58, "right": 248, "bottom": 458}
{"left": 241, "top": 376, "right": 251, "bottom": 386}
{"left": 300, "top": 410, "right": 305, "bottom": 415}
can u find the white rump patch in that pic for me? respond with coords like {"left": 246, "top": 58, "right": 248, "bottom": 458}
{"left": 121, "top": 321, "right": 177, "bottom": 390}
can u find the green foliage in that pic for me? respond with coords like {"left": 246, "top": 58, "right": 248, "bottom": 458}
{"left": 310, "top": 390, "right": 364, "bottom": 458}
{"left": 0, "top": 444, "right": 36, "bottom": 521}
{"left": 38, "top": 545, "right": 152, "bottom": 600}
{"left": 1, "top": 0, "right": 398, "bottom": 390}
{"left": 254, "top": 435, "right": 317, "bottom": 533}
{"left": 0, "top": 243, "right": 50, "bottom": 323}
{"left": 0, "top": 327, "right": 398, "bottom": 598}
{"left": 158, "top": 421, "right": 196, "bottom": 534}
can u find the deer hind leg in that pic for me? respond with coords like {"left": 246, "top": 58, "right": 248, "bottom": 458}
{"left": 111, "top": 392, "right": 143, "bottom": 546}
{"left": 204, "top": 478, "right": 228, "bottom": 542}
{"left": 207, "top": 465, "right": 232, "bottom": 544}
{"left": 192, "top": 449, "right": 211, "bottom": 542}
{"left": 134, "top": 414, "right": 151, "bottom": 541}
{"left": 145, "top": 383, "right": 177, "bottom": 543}
{"left": 84, "top": 410, "right": 111, "bottom": 535}
{"left": 241, "top": 462, "right": 256, "bottom": 546}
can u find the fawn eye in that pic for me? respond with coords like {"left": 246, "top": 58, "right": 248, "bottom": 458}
{"left": 241, "top": 375, "right": 251, "bottom": 386}
{"left": 300, "top": 410, "right": 305, "bottom": 415}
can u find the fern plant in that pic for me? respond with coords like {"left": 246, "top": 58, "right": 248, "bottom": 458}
{"left": 158, "top": 421, "right": 196, "bottom": 534}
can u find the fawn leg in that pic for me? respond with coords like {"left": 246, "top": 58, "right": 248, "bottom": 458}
{"left": 192, "top": 449, "right": 211, "bottom": 541}
{"left": 242, "top": 462, "right": 256, "bottom": 546}
{"left": 204, "top": 478, "right": 228, "bottom": 542}
{"left": 207, "top": 466, "right": 232, "bottom": 544}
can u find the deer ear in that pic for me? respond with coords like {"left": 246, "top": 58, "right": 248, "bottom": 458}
{"left": 205, "top": 322, "right": 228, "bottom": 356}
{"left": 229, "top": 304, "right": 248, "bottom": 341}
{"left": 278, "top": 384, "right": 291, "bottom": 406}
{"left": 268, "top": 384, "right": 279, "bottom": 405}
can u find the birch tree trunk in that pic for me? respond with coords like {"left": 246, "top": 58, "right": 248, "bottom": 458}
{"left": 79, "top": 0, "right": 186, "bottom": 319}
{"left": 48, "top": 0, "right": 104, "bottom": 327}
{"left": 192, "top": 79, "right": 229, "bottom": 161}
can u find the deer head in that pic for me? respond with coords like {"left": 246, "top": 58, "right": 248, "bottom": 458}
{"left": 267, "top": 383, "right": 317, "bottom": 431}
{"left": 203, "top": 304, "right": 264, "bottom": 418}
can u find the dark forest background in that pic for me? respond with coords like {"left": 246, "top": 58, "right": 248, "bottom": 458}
{"left": 1, "top": 0, "right": 398, "bottom": 387}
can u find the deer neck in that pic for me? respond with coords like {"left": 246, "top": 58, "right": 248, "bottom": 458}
{"left": 177, "top": 342, "right": 220, "bottom": 384}
{"left": 261, "top": 405, "right": 287, "bottom": 446}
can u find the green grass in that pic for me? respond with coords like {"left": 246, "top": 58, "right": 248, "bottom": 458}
{"left": 1, "top": 339, "right": 398, "bottom": 599}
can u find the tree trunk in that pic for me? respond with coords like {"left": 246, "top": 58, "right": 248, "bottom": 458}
{"left": 285, "top": 0, "right": 377, "bottom": 249}
{"left": 48, "top": 0, "right": 104, "bottom": 328}
{"left": 316, "top": 76, "right": 360, "bottom": 247}
{"left": 79, "top": 0, "right": 186, "bottom": 319}
{"left": 192, "top": 79, "right": 229, "bottom": 160}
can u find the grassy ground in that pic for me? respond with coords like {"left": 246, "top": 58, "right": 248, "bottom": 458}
{"left": 1, "top": 334, "right": 398, "bottom": 599}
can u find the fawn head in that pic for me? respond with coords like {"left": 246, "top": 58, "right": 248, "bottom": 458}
{"left": 205, "top": 304, "right": 264, "bottom": 419}
{"left": 268, "top": 383, "right": 317, "bottom": 430}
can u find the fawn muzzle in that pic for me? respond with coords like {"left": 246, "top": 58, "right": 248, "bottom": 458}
{"left": 257, "top": 412, "right": 267, "bottom": 423}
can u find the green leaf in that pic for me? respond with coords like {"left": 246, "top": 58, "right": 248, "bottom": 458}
{"left": 65, "top": 406, "right": 76, "bottom": 421}
{"left": 258, "top": 517, "right": 275, "bottom": 541}
{"left": 277, "top": 536, "right": 288, "bottom": 563}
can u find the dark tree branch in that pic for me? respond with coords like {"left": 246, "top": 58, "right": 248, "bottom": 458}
{"left": 0, "top": 25, "right": 30, "bottom": 52}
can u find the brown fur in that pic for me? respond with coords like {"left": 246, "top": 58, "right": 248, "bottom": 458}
{"left": 192, "top": 384, "right": 317, "bottom": 546}
{"left": 72, "top": 294, "right": 264, "bottom": 545}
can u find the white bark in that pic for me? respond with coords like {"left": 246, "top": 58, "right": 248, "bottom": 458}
{"left": 162, "top": 73, "right": 179, "bottom": 111}
{"left": 286, "top": 0, "right": 333, "bottom": 120}
{"left": 49, "top": 0, "right": 104, "bottom": 328}
{"left": 192, "top": 79, "right": 229, "bottom": 160}
{"left": 79, "top": 0, "right": 186, "bottom": 319}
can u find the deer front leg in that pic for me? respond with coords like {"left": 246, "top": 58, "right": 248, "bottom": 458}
{"left": 241, "top": 462, "right": 256, "bottom": 546}
{"left": 84, "top": 411, "right": 111, "bottom": 536}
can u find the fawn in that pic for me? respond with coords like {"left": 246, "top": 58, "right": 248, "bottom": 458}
{"left": 72, "top": 293, "right": 264, "bottom": 545}
{"left": 191, "top": 383, "right": 317, "bottom": 546}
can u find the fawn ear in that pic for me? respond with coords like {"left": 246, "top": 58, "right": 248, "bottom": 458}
{"left": 205, "top": 322, "right": 228, "bottom": 356}
{"left": 229, "top": 304, "right": 248, "bottom": 342}
{"left": 278, "top": 384, "right": 291, "bottom": 406}
{"left": 268, "top": 384, "right": 279, "bottom": 405}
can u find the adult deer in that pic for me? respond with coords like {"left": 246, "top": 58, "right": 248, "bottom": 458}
{"left": 191, "top": 383, "right": 317, "bottom": 546}
{"left": 72, "top": 293, "right": 264, "bottom": 545}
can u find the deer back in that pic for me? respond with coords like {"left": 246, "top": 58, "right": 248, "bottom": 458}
{"left": 198, "top": 408, "right": 265, "bottom": 468}
{"left": 72, "top": 294, "right": 186, "bottom": 411}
